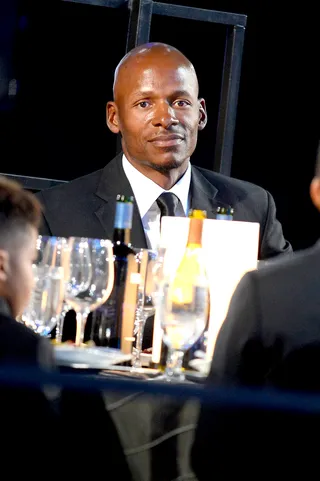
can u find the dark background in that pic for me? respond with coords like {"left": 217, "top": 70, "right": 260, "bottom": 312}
{"left": 1, "top": 0, "right": 320, "bottom": 250}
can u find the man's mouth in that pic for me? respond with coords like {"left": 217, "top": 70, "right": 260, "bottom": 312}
{"left": 149, "top": 134, "right": 184, "bottom": 148}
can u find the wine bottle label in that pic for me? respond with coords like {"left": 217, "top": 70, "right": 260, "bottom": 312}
{"left": 216, "top": 214, "right": 233, "bottom": 220}
{"left": 130, "top": 272, "right": 141, "bottom": 284}
{"left": 114, "top": 202, "right": 133, "bottom": 229}
{"left": 216, "top": 206, "right": 234, "bottom": 221}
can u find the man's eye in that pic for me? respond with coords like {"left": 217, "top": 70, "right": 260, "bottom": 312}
{"left": 175, "top": 100, "right": 189, "bottom": 107}
{"left": 138, "top": 101, "right": 150, "bottom": 108}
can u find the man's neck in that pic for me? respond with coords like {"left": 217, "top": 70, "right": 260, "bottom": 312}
{"left": 124, "top": 157, "right": 189, "bottom": 190}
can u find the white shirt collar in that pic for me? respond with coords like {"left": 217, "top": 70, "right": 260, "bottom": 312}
{"left": 122, "top": 154, "right": 191, "bottom": 218}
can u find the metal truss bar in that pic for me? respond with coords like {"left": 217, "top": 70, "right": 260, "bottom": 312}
{"left": 126, "top": 0, "right": 154, "bottom": 51}
{"left": 115, "top": 0, "right": 154, "bottom": 154}
{"left": 213, "top": 25, "right": 246, "bottom": 176}
{"left": 0, "top": 173, "right": 67, "bottom": 191}
{"left": 62, "top": 0, "right": 128, "bottom": 8}
{"left": 57, "top": 0, "right": 247, "bottom": 175}
{"left": 152, "top": 2, "right": 247, "bottom": 27}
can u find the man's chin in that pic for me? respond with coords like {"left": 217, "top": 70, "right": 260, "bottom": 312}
{"left": 147, "top": 157, "right": 186, "bottom": 174}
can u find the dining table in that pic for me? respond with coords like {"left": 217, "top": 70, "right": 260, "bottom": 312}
{"left": 55, "top": 344, "right": 204, "bottom": 481}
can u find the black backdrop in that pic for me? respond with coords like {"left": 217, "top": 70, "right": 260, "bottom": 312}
{"left": 1, "top": 0, "right": 320, "bottom": 250}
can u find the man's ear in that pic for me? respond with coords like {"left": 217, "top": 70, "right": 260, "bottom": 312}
{"left": 310, "top": 177, "right": 320, "bottom": 211}
{"left": 106, "top": 101, "right": 121, "bottom": 134}
{"left": 0, "top": 249, "right": 9, "bottom": 283}
{"left": 198, "top": 98, "right": 208, "bottom": 131}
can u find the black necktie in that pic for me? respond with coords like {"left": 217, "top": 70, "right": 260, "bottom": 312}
{"left": 156, "top": 192, "right": 180, "bottom": 218}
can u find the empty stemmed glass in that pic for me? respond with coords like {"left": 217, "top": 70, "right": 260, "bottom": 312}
{"left": 159, "top": 269, "right": 208, "bottom": 382}
{"left": 131, "top": 249, "right": 157, "bottom": 370}
{"left": 65, "top": 237, "right": 114, "bottom": 347}
{"left": 41, "top": 236, "right": 71, "bottom": 341}
{"left": 22, "top": 236, "right": 68, "bottom": 336}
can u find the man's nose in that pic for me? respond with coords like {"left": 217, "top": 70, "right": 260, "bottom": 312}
{"left": 152, "top": 103, "right": 179, "bottom": 129}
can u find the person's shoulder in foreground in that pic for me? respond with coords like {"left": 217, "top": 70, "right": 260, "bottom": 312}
{"left": 191, "top": 145, "right": 320, "bottom": 479}
{"left": 191, "top": 243, "right": 320, "bottom": 480}
{"left": 0, "top": 298, "right": 54, "bottom": 368}
{"left": 206, "top": 143, "right": 320, "bottom": 387}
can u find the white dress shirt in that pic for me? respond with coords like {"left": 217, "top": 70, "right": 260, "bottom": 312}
{"left": 122, "top": 155, "right": 191, "bottom": 250}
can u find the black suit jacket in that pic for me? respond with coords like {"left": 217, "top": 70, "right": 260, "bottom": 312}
{"left": 0, "top": 300, "right": 133, "bottom": 479}
{"left": 0, "top": 299, "right": 60, "bottom": 469}
{"left": 36, "top": 153, "right": 291, "bottom": 260}
{"left": 0, "top": 299, "right": 55, "bottom": 369}
{"left": 36, "top": 154, "right": 291, "bottom": 346}
{"left": 192, "top": 242, "right": 320, "bottom": 480}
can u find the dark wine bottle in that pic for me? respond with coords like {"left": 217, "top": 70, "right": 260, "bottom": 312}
{"left": 216, "top": 206, "right": 234, "bottom": 220}
{"left": 91, "top": 194, "right": 135, "bottom": 349}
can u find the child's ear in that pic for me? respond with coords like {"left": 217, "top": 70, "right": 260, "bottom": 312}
{"left": 0, "top": 249, "right": 9, "bottom": 282}
{"left": 310, "top": 177, "right": 320, "bottom": 212}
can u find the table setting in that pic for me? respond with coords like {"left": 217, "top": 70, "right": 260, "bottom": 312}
{"left": 20, "top": 233, "right": 211, "bottom": 382}
{"left": 16, "top": 207, "right": 259, "bottom": 481}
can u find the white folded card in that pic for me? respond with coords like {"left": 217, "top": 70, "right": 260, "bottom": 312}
{"left": 152, "top": 216, "right": 260, "bottom": 363}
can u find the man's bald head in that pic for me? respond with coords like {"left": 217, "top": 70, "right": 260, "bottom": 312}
{"left": 113, "top": 42, "right": 199, "bottom": 101}
{"left": 106, "top": 42, "right": 207, "bottom": 184}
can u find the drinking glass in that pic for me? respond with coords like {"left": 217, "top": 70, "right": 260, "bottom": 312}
{"left": 131, "top": 249, "right": 157, "bottom": 370}
{"left": 22, "top": 264, "right": 65, "bottom": 336}
{"left": 40, "top": 236, "right": 70, "bottom": 341}
{"left": 160, "top": 276, "right": 208, "bottom": 382}
{"left": 34, "top": 235, "right": 51, "bottom": 265}
{"left": 22, "top": 236, "right": 69, "bottom": 336}
{"left": 64, "top": 237, "right": 114, "bottom": 347}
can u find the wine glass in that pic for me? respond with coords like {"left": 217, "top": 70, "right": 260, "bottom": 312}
{"left": 131, "top": 249, "right": 158, "bottom": 370}
{"left": 22, "top": 264, "right": 65, "bottom": 336}
{"left": 159, "top": 274, "right": 208, "bottom": 382}
{"left": 34, "top": 235, "right": 52, "bottom": 265}
{"left": 22, "top": 236, "right": 68, "bottom": 336}
{"left": 40, "top": 236, "right": 71, "bottom": 341}
{"left": 65, "top": 237, "right": 114, "bottom": 347}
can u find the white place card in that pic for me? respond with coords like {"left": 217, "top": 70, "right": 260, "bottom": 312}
{"left": 152, "top": 216, "right": 259, "bottom": 363}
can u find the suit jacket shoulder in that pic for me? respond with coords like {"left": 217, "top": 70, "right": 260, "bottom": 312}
{"left": 192, "top": 244, "right": 320, "bottom": 480}
{"left": 209, "top": 241, "right": 320, "bottom": 388}
{"left": 0, "top": 312, "right": 54, "bottom": 367}
{"left": 195, "top": 166, "right": 272, "bottom": 210}
{"left": 36, "top": 153, "right": 148, "bottom": 246}
{"left": 36, "top": 159, "right": 115, "bottom": 238}
{"left": 193, "top": 166, "right": 291, "bottom": 259}
{"left": 37, "top": 167, "right": 104, "bottom": 234}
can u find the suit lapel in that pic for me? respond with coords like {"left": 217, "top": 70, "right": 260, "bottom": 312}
{"left": 94, "top": 159, "right": 230, "bottom": 245}
{"left": 94, "top": 154, "right": 147, "bottom": 248}
{"left": 190, "top": 166, "right": 231, "bottom": 219}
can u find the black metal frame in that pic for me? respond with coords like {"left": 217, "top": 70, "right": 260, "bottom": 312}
{"left": 2, "top": 0, "right": 246, "bottom": 190}
{"left": 0, "top": 173, "right": 67, "bottom": 191}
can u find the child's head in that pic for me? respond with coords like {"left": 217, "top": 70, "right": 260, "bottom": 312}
{"left": 0, "top": 176, "right": 42, "bottom": 317}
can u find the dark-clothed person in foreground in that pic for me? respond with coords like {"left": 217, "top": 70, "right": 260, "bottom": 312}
{"left": 0, "top": 176, "right": 133, "bottom": 478}
{"left": 192, "top": 146, "right": 320, "bottom": 479}
{"left": 0, "top": 176, "right": 59, "bottom": 468}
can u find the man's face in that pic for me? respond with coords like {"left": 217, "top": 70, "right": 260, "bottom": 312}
{"left": 107, "top": 55, "right": 207, "bottom": 173}
{"left": 5, "top": 226, "right": 37, "bottom": 318}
